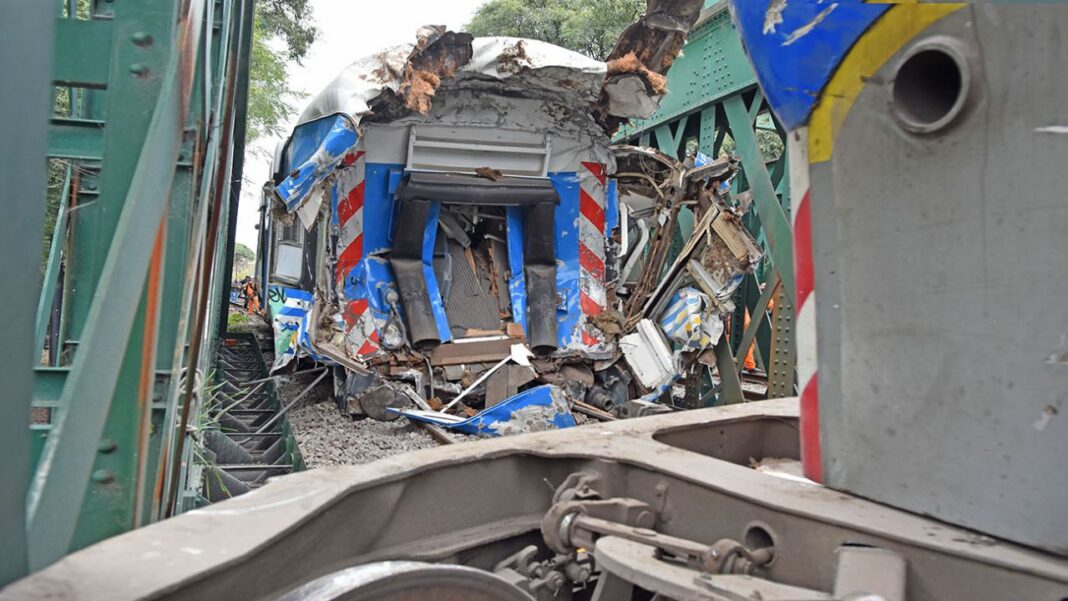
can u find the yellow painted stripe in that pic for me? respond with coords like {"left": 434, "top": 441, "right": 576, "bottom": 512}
{"left": 808, "top": 3, "right": 964, "bottom": 163}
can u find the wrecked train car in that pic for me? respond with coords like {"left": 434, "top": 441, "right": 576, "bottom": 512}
{"left": 259, "top": 22, "right": 759, "bottom": 428}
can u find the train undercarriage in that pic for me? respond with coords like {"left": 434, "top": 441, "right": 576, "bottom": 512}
{"left": 6, "top": 398, "right": 1066, "bottom": 600}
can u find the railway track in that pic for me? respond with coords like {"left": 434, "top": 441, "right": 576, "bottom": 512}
{"left": 198, "top": 334, "right": 305, "bottom": 503}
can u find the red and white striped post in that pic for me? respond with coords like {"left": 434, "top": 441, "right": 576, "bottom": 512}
{"left": 578, "top": 161, "right": 608, "bottom": 347}
{"left": 335, "top": 150, "right": 380, "bottom": 357}
{"left": 789, "top": 130, "right": 822, "bottom": 482}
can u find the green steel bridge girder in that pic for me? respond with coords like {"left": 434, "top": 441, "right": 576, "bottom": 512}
{"left": 1, "top": 0, "right": 54, "bottom": 588}
{"left": 30, "top": 0, "right": 190, "bottom": 570}
{"left": 616, "top": 1, "right": 797, "bottom": 403}
{"left": 21, "top": 0, "right": 255, "bottom": 576}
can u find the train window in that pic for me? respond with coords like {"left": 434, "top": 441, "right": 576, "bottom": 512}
{"left": 279, "top": 219, "right": 303, "bottom": 244}
{"left": 272, "top": 220, "right": 304, "bottom": 284}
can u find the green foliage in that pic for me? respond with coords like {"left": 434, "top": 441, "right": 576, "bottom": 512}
{"left": 41, "top": 161, "right": 66, "bottom": 276}
{"left": 234, "top": 243, "right": 256, "bottom": 263}
{"left": 41, "top": 0, "right": 91, "bottom": 277}
{"left": 718, "top": 130, "right": 784, "bottom": 163}
{"left": 63, "top": 0, "right": 91, "bottom": 19}
{"left": 248, "top": 17, "right": 298, "bottom": 141}
{"left": 247, "top": 1, "right": 317, "bottom": 141}
{"left": 42, "top": 84, "right": 80, "bottom": 276}
{"left": 256, "top": 0, "right": 317, "bottom": 62}
{"left": 228, "top": 311, "right": 252, "bottom": 327}
{"left": 232, "top": 243, "right": 255, "bottom": 280}
{"left": 466, "top": 0, "right": 644, "bottom": 60}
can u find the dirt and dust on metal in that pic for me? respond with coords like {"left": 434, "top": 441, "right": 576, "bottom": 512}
{"left": 250, "top": 0, "right": 764, "bottom": 463}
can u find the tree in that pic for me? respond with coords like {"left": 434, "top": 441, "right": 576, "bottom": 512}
{"left": 246, "top": 0, "right": 317, "bottom": 141}
{"left": 233, "top": 243, "right": 256, "bottom": 279}
{"left": 234, "top": 243, "right": 257, "bottom": 264}
{"left": 466, "top": 0, "right": 644, "bottom": 60}
{"left": 256, "top": 0, "right": 317, "bottom": 62}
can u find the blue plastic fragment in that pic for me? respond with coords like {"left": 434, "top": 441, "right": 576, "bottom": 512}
{"left": 390, "top": 384, "right": 576, "bottom": 437}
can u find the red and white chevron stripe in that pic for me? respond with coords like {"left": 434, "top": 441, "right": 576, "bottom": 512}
{"left": 335, "top": 150, "right": 379, "bottom": 357}
{"left": 789, "top": 129, "right": 822, "bottom": 482}
{"left": 336, "top": 150, "right": 366, "bottom": 286}
{"left": 343, "top": 298, "right": 380, "bottom": 357}
{"left": 578, "top": 161, "right": 607, "bottom": 347}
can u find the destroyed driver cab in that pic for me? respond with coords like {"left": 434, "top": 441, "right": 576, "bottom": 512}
{"left": 259, "top": 19, "right": 761, "bottom": 426}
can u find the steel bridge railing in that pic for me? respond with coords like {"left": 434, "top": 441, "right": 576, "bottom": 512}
{"left": 4, "top": 0, "right": 255, "bottom": 583}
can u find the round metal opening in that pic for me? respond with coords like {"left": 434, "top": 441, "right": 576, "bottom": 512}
{"left": 743, "top": 523, "right": 776, "bottom": 564}
{"left": 891, "top": 45, "right": 968, "bottom": 133}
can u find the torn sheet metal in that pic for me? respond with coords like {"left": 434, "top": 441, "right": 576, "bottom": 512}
{"left": 601, "top": 0, "right": 703, "bottom": 122}
{"left": 608, "top": 0, "right": 704, "bottom": 75}
{"left": 274, "top": 116, "right": 357, "bottom": 214}
{"left": 461, "top": 37, "right": 606, "bottom": 103}
{"left": 267, "top": 286, "right": 322, "bottom": 372}
{"left": 392, "top": 385, "right": 576, "bottom": 437}
{"left": 702, "top": 212, "right": 764, "bottom": 300}
{"left": 297, "top": 44, "right": 412, "bottom": 127}
{"left": 603, "top": 72, "right": 662, "bottom": 119}
{"left": 299, "top": 35, "right": 608, "bottom": 129}
{"left": 659, "top": 287, "right": 724, "bottom": 351}
{"left": 420, "top": 201, "right": 453, "bottom": 343}
{"left": 620, "top": 319, "right": 676, "bottom": 390}
{"left": 399, "top": 29, "right": 474, "bottom": 115}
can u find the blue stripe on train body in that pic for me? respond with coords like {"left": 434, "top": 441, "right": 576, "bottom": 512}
{"left": 550, "top": 172, "right": 582, "bottom": 350}
{"left": 728, "top": 0, "right": 889, "bottom": 130}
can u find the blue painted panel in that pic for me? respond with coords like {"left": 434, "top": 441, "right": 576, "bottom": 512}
{"left": 421, "top": 201, "right": 453, "bottom": 343}
{"left": 267, "top": 286, "right": 332, "bottom": 370}
{"left": 363, "top": 164, "right": 401, "bottom": 255}
{"left": 288, "top": 115, "right": 344, "bottom": 171}
{"left": 550, "top": 172, "right": 581, "bottom": 349}
{"left": 275, "top": 115, "right": 358, "bottom": 211}
{"left": 346, "top": 257, "right": 395, "bottom": 323}
{"left": 506, "top": 206, "right": 527, "bottom": 332}
{"left": 338, "top": 165, "right": 452, "bottom": 344}
{"left": 728, "top": 0, "right": 888, "bottom": 130}
{"left": 605, "top": 178, "right": 619, "bottom": 233}
{"left": 342, "top": 164, "right": 402, "bottom": 325}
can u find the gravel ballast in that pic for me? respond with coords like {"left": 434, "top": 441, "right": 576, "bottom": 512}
{"left": 276, "top": 366, "right": 592, "bottom": 469}
{"left": 276, "top": 370, "right": 438, "bottom": 468}
{"left": 288, "top": 400, "right": 441, "bottom": 467}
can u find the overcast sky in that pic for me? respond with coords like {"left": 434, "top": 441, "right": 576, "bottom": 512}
{"left": 235, "top": 0, "right": 486, "bottom": 251}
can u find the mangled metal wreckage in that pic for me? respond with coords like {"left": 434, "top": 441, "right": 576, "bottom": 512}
{"left": 263, "top": 17, "right": 756, "bottom": 434}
